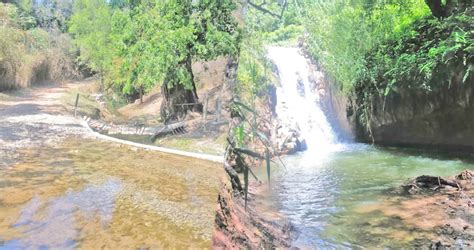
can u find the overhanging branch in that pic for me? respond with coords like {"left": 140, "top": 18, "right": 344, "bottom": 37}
{"left": 246, "top": 0, "right": 287, "bottom": 19}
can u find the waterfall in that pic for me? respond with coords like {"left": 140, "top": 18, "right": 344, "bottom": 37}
{"left": 268, "top": 46, "right": 343, "bottom": 155}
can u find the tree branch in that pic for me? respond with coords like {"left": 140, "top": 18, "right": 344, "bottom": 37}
{"left": 279, "top": 0, "right": 288, "bottom": 19}
{"left": 246, "top": 0, "right": 286, "bottom": 19}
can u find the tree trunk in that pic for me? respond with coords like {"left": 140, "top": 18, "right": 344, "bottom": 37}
{"left": 424, "top": 0, "right": 448, "bottom": 18}
{"left": 424, "top": 0, "right": 472, "bottom": 18}
{"left": 160, "top": 56, "right": 202, "bottom": 123}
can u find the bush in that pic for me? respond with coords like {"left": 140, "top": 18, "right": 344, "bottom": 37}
{"left": 301, "top": 0, "right": 431, "bottom": 92}
{"left": 357, "top": 9, "right": 474, "bottom": 100}
{"left": 0, "top": 3, "right": 78, "bottom": 91}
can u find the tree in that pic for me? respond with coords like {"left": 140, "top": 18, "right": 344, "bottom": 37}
{"left": 424, "top": 0, "right": 473, "bottom": 18}
{"left": 245, "top": 0, "right": 288, "bottom": 19}
{"left": 69, "top": 0, "right": 115, "bottom": 86}
{"left": 34, "top": 0, "right": 74, "bottom": 31}
{"left": 112, "top": 0, "right": 240, "bottom": 122}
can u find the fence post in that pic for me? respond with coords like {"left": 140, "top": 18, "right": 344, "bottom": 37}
{"left": 203, "top": 93, "right": 209, "bottom": 120}
{"left": 74, "top": 93, "right": 80, "bottom": 117}
{"left": 216, "top": 98, "right": 221, "bottom": 123}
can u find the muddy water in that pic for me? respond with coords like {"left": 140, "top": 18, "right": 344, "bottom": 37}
{"left": 0, "top": 138, "right": 223, "bottom": 248}
{"left": 270, "top": 146, "right": 474, "bottom": 248}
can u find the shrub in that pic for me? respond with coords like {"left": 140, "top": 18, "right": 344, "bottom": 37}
{"left": 0, "top": 3, "right": 78, "bottom": 91}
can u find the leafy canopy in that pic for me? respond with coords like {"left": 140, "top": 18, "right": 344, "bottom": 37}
{"left": 69, "top": 0, "right": 114, "bottom": 76}
{"left": 114, "top": 0, "right": 240, "bottom": 94}
{"left": 69, "top": 0, "right": 240, "bottom": 95}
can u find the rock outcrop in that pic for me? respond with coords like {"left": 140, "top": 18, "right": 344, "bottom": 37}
{"left": 398, "top": 170, "right": 474, "bottom": 248}
{"left": 300, "top": 40, "right": 474, "bottom": 152}
{"left": 352, "top": 71, "right": 474, "bottom": 151}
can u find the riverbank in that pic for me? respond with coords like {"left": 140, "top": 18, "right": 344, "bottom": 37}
{"left": 379, "top": 170, "right": 474, "bottom": 248}
{"left": 213, "top": 179, "right": 294, "bottom": 248}
{"left": 0, "top": 82, "right": 92, "bottom": 167}
{"left": 61, "top": 77, "right": 229, "bottom": 155}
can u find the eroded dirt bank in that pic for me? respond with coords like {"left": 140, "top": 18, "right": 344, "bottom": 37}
{"left": 212, "top": 180, "right": 293, "bottom": 249}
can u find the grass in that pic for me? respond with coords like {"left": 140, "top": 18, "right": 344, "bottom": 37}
{"left": 60, "top": 80, "right": 103, "bottom": 119}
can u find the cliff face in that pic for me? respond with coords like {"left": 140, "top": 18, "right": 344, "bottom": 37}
{"left": 300, "top": 44, "right": 357, "bottom": 143}
{"left": 314, "top": 52, "right": 474, "bottom": 151}
{"left": 352, "top": 73, "right": 474, "bottom": 151}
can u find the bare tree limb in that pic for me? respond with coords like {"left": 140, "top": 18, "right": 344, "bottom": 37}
{"left": 246, "top": 0, "right": 287, "bottom": 19}
{"left": 279, "top": 0, "right": 288, "bottom": 19}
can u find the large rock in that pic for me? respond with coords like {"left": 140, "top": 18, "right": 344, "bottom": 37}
{"left": 296, "top": 137, "right": 308, "bottom": 152}
{"left": 352, "top": 77, "right": 474, "bottom": 151}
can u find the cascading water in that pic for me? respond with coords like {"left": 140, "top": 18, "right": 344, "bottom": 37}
{"left": 267, "top": 46, "right": 349, "bottom": 246}
{"left": 265, "top": 46, "right": 474, "bottom": 248}
{"left": 268, "top": 46, "right": 344, "bottom": 155}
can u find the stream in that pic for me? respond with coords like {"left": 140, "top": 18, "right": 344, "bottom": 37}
{"left": 0, "top": 138, "right": 222, "bottom": 248}
{"left": 0, "top": 85, "right": 227, "bottom": 248}
{"left": 268, "top": 46, "right": 474, "bottom": 248}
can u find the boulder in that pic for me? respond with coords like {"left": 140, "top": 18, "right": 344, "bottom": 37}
{"left": 296, "top": 138, "right": 308, "bottom": 152}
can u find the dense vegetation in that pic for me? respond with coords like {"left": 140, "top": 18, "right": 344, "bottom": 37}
{"left": 1, "top": 0, "right": 472, "bottom": 127}
{"left": 69, "top": 0, "right": 240, "bottom": 121}
{"left": 301, "top": 0, "right": 431, "bottom": 92}
{"left": 356, "top": 9, "right": 473, "bottom": 99}
{"left": 0, "top": 0, "right": 77, "bottom": 90}
{"left": 291, "top": 0, "right": 473, "bottom": 134}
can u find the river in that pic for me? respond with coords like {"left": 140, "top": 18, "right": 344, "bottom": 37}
{"left": 268, "top": 46, "right": 474, "bottom": 248}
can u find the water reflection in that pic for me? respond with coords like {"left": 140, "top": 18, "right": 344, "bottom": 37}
{"left": 0, "top": 138, "right": 223, "bottom": 248}
{"left": 4, "top": 179, "right": 121, "bottom": 248}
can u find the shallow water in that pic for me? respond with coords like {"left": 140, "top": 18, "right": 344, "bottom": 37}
{"left": 270, "top": 145, "right": 474, "bottom": 248}
{"left": 0, "top": 138, "right": 223, "bottom": 248}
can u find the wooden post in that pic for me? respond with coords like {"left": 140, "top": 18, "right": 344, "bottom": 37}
{"left": 216, "top": 98, "right": 221, "bottom": 122}
{"left": 74, "top": 93, "right": 80, "bottom": 117}
{"left": 203, "top": 93, "right": 209, "bottom": 120}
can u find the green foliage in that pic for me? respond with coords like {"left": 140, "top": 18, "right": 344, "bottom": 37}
{"left": 301, "top": 0, "right": 431, "bottom": 92}
{"left": 236, "top": 14, "right": 275, "bottom": 105}
{"left": 0, "top": 2, "right": 33, "bottom": 28}
{"left": 227, "top": 100, "right": 280, "bottom": 207}
{"left": 69, "top": 0, "right": 114, "bottom": 79}
{"left": 9, "top": 0, "right": 75, "bottom": 31}
{"left": 69, "top": 0, "right": 240, "bottom": 97}
{"left": 265, "top": 24, "right": 304, "bottom": 44}
{"left": 350, "top": 8, "right": 474, "bottom": 135}
{"left": 244, "top": 0, "right": 304, "bottom": 45}
{"left": 0, "top": 2, "right": 77, "bottom": 90}
{"left": 33, "top": 0, "right": 74, "bottom": 32}
{"left": 359, "top": 11, "right": 473, "bottom": 98}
